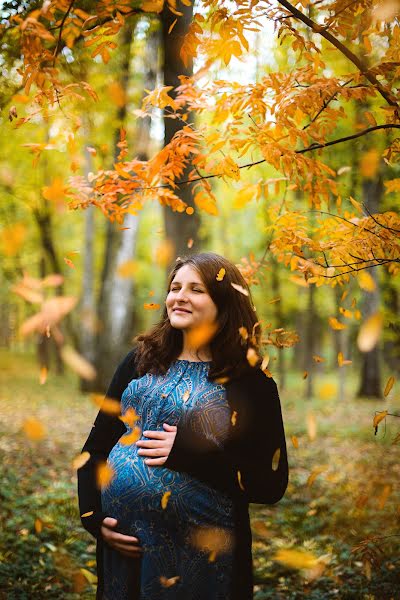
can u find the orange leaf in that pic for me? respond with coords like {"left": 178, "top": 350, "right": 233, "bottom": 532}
{"left": 161, "top": 490, "right": 171, "bottom": 509}
{"left": 23, "top": 417, "right": 46, "bottom": 441}
{"left": 73, "top": 451, "right": 91, "bottom": 470}
{"left": 384, "top": 376, "right": 395, "bottom": 397}
{"left": 96, "top": 462, "right": 114, "bottom": 489}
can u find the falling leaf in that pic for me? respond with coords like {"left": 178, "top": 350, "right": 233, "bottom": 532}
{"left": 34, "top": 518, "right": 43, "bottom": 534}
{"left": 319, "top": 383, "right": 337, "bottom": 400}
{"left": 215, "top": 376, "right": 229, "bottom": 384}
{"left": 23, "top": 417, "right": 46, "bottom": 441}
{"left": 358, "top": 271, "right": 376, "bottom": 292}
{"left": 80, "top": 568, "right": 97, "bottom": 584}
{"left": 384, "top": 376, "right": 395, "bottom": 397}
{"left": 186, "top": 207, "right": 194, "bottom": 215}
{"left": 303, "top": 371, "right": 308, "bottom": 379}
{"left": 231, "top": 410, "right": 238, "bottom": 426}
{"left": 216, "top": 268, "right": 226, "bottom": 281}
{"left": 231, "top": 282, "right": 249, "bottom": 296}
{"left": 117, "top": 260, "right": 138, "bottom": 277}
{"left": 73, "top": 451, "right": 91, "bottom": 470}
{"left": 237, "top": 470, "right": 245, "bottom": 491}
{"left": 246, "top": 347, "right": 259, "bottom": 367}
{"left": 80, "top": 511, "right": 94, "bottom": 518}
{"left": 338, "top": 352, "right": 352, "bottom": 367}
{"left": 12, "top": 283, "right": 43, "bottom": 304}
{"left": 357, "top": 313, "right": 383, "bottom": 352}
{"left": 60, "top": 345, "right": 97, "bottom": 380}
{"left": 186, "top": 322, "right": 217, "bottom": 348}
{"left": 143, "top": 303, "right": 161, "bottom": 310}
{"left": 182, "top": 390, "right": 190, "bottom": 402}
{"left": 360, "top": 149, "right": 380, "bottom": 179}
{"left": 155, "top": 239, "right": 175, "bottom": 267}
{"left": 39, "top": 366, "right": 48, "bottom": 384}
{"left": 261, "top": 354, "right": 270, "bottom": 371}
{"left": 312, "top": 354, "right": 325, "bottom": 363}
{"left": 168, "top": 18, "right": 178, "bottom": 33}
{"left": 2, "top": 223, "right": 27, "bottom": 257}
{"left": 161, "top": 490, "right": 171, "bottom": 509}
{"left": 160, "top": 575, "right": 180, "bottom": 588}
{"left": 328, "top": 317, "right": 347, "bottom": 330}
{"left": 273, "top": 548, "right": 319, "bottom": 570}
{"left": 373, "top": 410, "right": 388, "bottom": 429}
{"left": 187, "top": 238, "right": 194, "bottom": 248}
{"left": 307, "top": 466, "right": 326, "bottom": 486}
{"left": 239, "top": 326, "right": 248, "bottom": 340}
{"left": 91, "top": 394, "right": 121, "bottom": 415}
{"left": 306, "top": 413, "right": 317, "bottom": 440}
{"left": 291, "top": 436, "right": 299, "bottom": 448}
{"left": 189, "top": 526, "right": 233, "bottom": 559}
{"left": 271, "top": 448, "right": 280, "bottom": 471}
{"left": 42, "top": 177, "right": 68, "bottom": 204}
{"left": 96, "top": 462, "right": 114, "bottom": 489}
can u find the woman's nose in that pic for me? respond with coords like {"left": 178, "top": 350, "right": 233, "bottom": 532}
{"left": 176, "top": 288, "right": 188, "bottom": 300}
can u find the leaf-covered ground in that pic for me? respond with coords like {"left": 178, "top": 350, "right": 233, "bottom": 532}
{"left": 0, "top": 350, "right": 399, "bottom": 599}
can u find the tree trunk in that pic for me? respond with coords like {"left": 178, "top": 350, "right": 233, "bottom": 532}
{"left": 161, "top": 2, "right": 199, "bottom": 261}
{"left": 357, "top": 176, "right": 383, "bottom": 398}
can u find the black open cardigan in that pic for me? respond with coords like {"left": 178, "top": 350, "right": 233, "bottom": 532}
{"left": 77, "top": 349, "right": 289, "bottom": 599}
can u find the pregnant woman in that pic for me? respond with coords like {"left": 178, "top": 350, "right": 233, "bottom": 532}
{"left": 78, "top": 252, "right": 289, "bottom": 599}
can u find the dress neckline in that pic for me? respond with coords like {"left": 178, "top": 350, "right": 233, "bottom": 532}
{"left": 176, "top": 359, "right": 211, "bottom": 364}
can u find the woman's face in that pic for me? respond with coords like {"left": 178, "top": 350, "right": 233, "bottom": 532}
{"left": 166, "top": 265, "right": 218, "bottom": 333}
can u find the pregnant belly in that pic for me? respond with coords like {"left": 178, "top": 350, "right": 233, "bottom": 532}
{"left": 101, "top": 443, "right": 234, "bottom": 530}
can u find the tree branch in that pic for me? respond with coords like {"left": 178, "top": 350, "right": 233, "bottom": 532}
{"left": 276, "top": 0, "right": 399, "bottom": 111}
{"left": 52, "top": 0, "right": 76, "bottom": 66}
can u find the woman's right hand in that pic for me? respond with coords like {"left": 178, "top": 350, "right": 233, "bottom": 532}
{"left": 101, "top": 517, "right": 143, "bottom": 559}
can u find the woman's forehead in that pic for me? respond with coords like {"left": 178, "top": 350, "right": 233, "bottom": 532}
{"left": 171, "top": 264, "right": 203, "bottom": 284}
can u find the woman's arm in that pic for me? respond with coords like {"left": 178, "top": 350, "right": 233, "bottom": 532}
{"left": 77, "top": 348, "right": 137, "bottom": 539}
{"left": 164, "top": 369, "right": 289, "bottom": 505}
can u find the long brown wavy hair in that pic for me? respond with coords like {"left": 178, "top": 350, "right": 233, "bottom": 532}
{"left": 134, "top": 252, "right": 261, "bottom": 381}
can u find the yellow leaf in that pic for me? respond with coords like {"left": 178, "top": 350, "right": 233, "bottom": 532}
{"left": 117, "top": 260, "right": 138, "bottom": 278}
{"left": 107, "top": 82, "right": 126, "bottom": 108}
{"left": 237, "top": 470, "right": 245, "bottom": 491}
{"left": 39, "top": 366, "right": 48, "bottom": 384}
{"left": 60, "top": 346, "right": 97, "bottom": 381}
{"left": 291, "top": 435, "right": 299, "bottom": 448}
{"left": 168, "top": 18, "right": 177, "bottom": 34}
{"left": 357, "top": 312, "right": 383, "bottom": 352}
{"left": 307, "top": 466, "right": 326, "bottom": 486}
{"left": 312, "top": 354, "right": 324, "bottom": 363}
{"left": 239, "top": 326, "right": 248, "bottom": 340}
{"left": 246, "top": 347, "right": 259, "bottom": 367}
{"left": 143, "top": 303, "right": 161, "bottom": 310}
{"left": 272, "top": 448, "right": 280, "bottom": 471}
{"left": 80, "top": 511, "right": 94, "bottom": 518}
{"left": 23, "top": 417, "right": 46, "bottom": 441}
{"left": 2, "top": 223, "right": 27, "bottom": 257}
{"left": 186, "top": 323, "right": 218, "bottom": 348}
{"left": 328, "top": 317, "right": 347, "bottom": 330}
{"left": 384, "top": 376, "right": 395, "bottom": 397}
{"left": 319, "top": 382, "right": 337, "bottom": 399}
{"left": 358, "top": 271, "right": 376, "bottom": 292}
{"left": 194, "top": 192, "right": 218, "bottom": 216}
{"left": 233, "top": 185, "right": 258, "bottom": 209}
{"left": 73, "top": 451, "right": 91, "bottom": 470}
{"left": 161, "top": 490, "right": 171, "bottom": 509}
{"left": 34, "top": 518, "right": 43, "bottom": 534}
{"left": 42, "top": 177, "right": 68, "bottom": 204}
{"left": 360, "top": 149, "right": 380, "bottom": 178}
{"left": 182, "top": 390, "right": 190, "bottom": 402}
{"left": 96, "top": 462, "right": 114, "bottom": 489}
{"left": 155, "top": 239, "right": 175, "bottom": 266}
{"left": 80, "top": 568, "right": 97, "bottom": 585}
{"left": 91, "top": 394, "right": 120, "bottom": 416}
{"left": 373, "top": 410, "right": 388, "bottom": 428}
{"left": 231, "top": 410, "right": 238, "bottom": 426}
{"left": 306, "top": 413, "right": 317, "bottom": 440}
{"left": 120, "top": 427, "right": 142, "bottom": 446}
{"left": 216, "top": 268, "right": 225, "bottom": 281}
{"left": 273, "top": 548, "right": 319, "bottom": 570}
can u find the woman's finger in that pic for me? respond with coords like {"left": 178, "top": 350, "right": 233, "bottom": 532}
{"left": 138, "top": 448, "right": 167, "bottom": 457}
{"left": 136, "top": 440, "right": 164, "bottom": 448}
{"left": 144, "top": 457, "right": 166, "bottom": 466}
{"left": 142, "top": 430, "right": 169, "bottom": 439}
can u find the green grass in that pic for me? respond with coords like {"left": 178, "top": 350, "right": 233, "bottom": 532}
{"left": 0, "top": 349, "right": 399, "bottom": 599}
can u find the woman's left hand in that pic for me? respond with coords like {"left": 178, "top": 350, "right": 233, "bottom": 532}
{"left": 135, "top": 423, "right": 177, "bottom": 466}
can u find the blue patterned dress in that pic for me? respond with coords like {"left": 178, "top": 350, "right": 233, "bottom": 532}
{"left": 101, "top": 359, "right": 235, "bottom": 600}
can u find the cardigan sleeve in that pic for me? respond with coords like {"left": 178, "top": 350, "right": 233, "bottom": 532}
{"left": 77, "top": 348, "right": 137, "bottom": 539}
{"left": 164, "top": 369, "right": 289, "bottom": 505}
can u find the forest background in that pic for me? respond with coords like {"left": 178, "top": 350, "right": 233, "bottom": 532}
{"left": 0, "top": 0, "right": 399, "bottom": 598}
